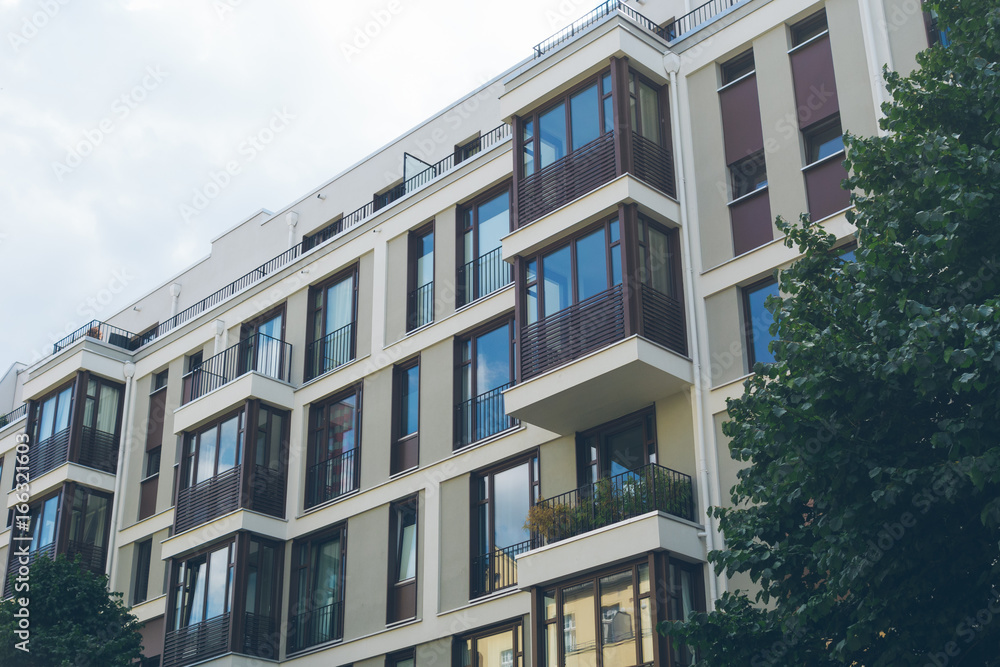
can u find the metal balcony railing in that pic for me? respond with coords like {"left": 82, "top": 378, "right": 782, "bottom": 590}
{"left": 470, "top": 539, "right": 536, "bottom": 598}
{"left": 163, "top": 613, "right": 230, "bottom": 667}
{"left": 407, "top": 282, "right": 434, "bottom": 331}
{"left": 288, "top": 601, "right": 343, "bottom": 653}
{"left": 174, "top": 466, "right": 241, "bottom": 533}
{"left": 0, "top": 404, "right": 27, "bottom": 429}
{"left": 454, "top": 382, "right": 517, "bottom": 448}
{"left": 457, "top": 247, "right": 512, "bottom": 307}
{"left": 181, "top": 333, "right": 291, "bottom": 404}
{"left": 305, "top": 322, "right": 355, "bottom": 381}
{"left": 305, "top": 448, "right": 359, "bottom": 509}
{"left": 663, "top": 0, "right": 747, "bottom": 40}
{"left": 53, "top": 319, "right": 149, "bottom": 354}
{"left": 29, "top": 428, "right": 71, "bottom": 479}
{"left": 77, "top": 425, "right": 119, "bottom": 473}
{"left": 527, "top": 463, "right": 694, "bottom": 546}
{"left": 4, "top": 543, "right": 55, "bottom": 597}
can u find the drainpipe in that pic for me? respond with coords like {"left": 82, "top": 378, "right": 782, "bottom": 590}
{"left": 286, "top": 210, "right": 299, "bottom": 249}
{"left": 106, "top": 361, "right": 136, "bottom": 588}
{"left": 213, "top": 319, "right": 227, "bottom": 355}
{"left": 169, "top": 283, "right": 182, "bottom": 319}
{"left": 664, "top": 52, "right": 720, "bottom": 607}
{"left": 858, "top": 0, "right": 893, "bottom": 131}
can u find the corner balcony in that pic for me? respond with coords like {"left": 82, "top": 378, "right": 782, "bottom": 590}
{"left": 29, "top": 424, "right": 118, "bottom": 479}
{"left": 173, "top": 463, "right": 286, "bottom": 534}
{"left": 506, "top": 285, "right": 691, "bottom": 435}
{"left": 181, "top": 333, "right": 291, "bottom": 405}
{"left": 516, "top": 463, "right": 703, "bottom": 589}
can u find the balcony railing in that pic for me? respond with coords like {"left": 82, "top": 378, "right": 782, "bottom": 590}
{"left": 454, "top": 382, "right": 517, "bottom": 448}
{"left": 288, "top": 601, "right": 343, "bottom": 653}
{"left": 520, "top": 284, "right": 625, "bottom": 380}
{"left": 640, "top": 284, "right": 688, "bottom": 356}
{"left": 516, "top": 131, "right": 616, "bottom": 228}
{"left": 174, "top": 466, "right": 241, "bottom": 533}
{"left": 242, "top": 611, "right": 280, "bottom": 659}
{"left": 457, "top": 247, "right": 512, "bottom": 307}
{"left": 533, "top": 0, "right": 669, "bottom": 57}
{"left": 527, "top": 463, "right": 695, "bottom": 546}
{"left": 663, "top": 0, "right": 747, "bottom": 40}
{"left": 4, "top": 543, "right": 55, "bottom": 597}
{"left": 631, "top": 131, "right": 676, "bottom": 198}
{"left": 305, "top": 322, "right": 355, "bottom": 381}
{"left": 181, "top": 333, "right": 291, "bottom": 405}
{"left": 249, "top": 464, "right": 286, "bottom": 519}
{"left": 65, "top": 539, "right": 108, "bottom": 575}
{"left": 53, "top": 320, "right": 151, "bottom": 354}
{"left": 29, "top": 428, "right": 70, "bottom": 479}
{"left": 77, "top": 425, "right": 118, "bottom": 473}
{"left": 471, "top": 539, "right": 536, "bottom": 598}
{"left": 0, "top": 404, "right": 27, "bottom": 429}
{"left": 407, "top": 282, "right": 434, "bottom": 331}
{"left": 305, "top": 448, "right": 359, "bottom": 509}
{"left": 163, "top": 613, "right": 231, "bottom": 667}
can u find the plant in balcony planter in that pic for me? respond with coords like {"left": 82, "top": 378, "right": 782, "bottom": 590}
{"left": 86, "top": 326, "right": 103, "bottom": 340}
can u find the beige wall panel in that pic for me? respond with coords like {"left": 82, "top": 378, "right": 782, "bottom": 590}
{"left": 539, "top": 435, "right": 576, "bottom": 499}
{"left": 829, "top": 0, "right": 879, "bottom": 138}
{"left": 438, "top": 475, "right": 470, "bottom": 611}
{"left": 362, "top": 368, "right": 393, "bottom": 490}
{"left": 385, "top": 233, "right": 408, "bottom": 344}
{"left": 434, "top": 206, "right": 457, "bottom": 322}
{"left": 656, "top": 392, "right": 695, "bottom": 477}
{"left": 419, "top": 339, "right": 455, "bottom": 467}
{"left": 343, "top": 506, "right": 390, "bottom": 641}
{"left": 705, "top": 288, "right": 746, "bottom": 386}
{"left": 884, "top": 0, "right": 929, "bottom": 76}
{"left": 687, "top": 64, "right": 733, "bottom": 270}
{"left": 357, "top": 251, "right": 375, "bottom": 361}
{"left": 713, "top": 411, "right": 743, "bottom": 508}
{"left": 754, "top": 25, "right": 809, "bottom": 233}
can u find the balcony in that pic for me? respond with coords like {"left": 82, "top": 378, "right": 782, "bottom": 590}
{"left": 52, "top": 319, "right": 151, "bottom": 355}
{"left": 407, "top": 282, "right": 434, "bottom": 331}
{"left": 163, "top": 613, "right": 230, "bottom": 667}
{"left": 304, "top": 448, "right": 359, "bottom": 509}
{"left": 0, "top": 404, "right": 26, "bottom": 430}
{"left": 174, "top": 463, "right": 285, "bottom": 534}
{"left": 457, "top": 247, "right": 512, "bottom": 307}
{"left": 305, "top": 322, "right": 355, "bottom": 381}
{"left": 181, "top": 333, "right": 291, "bottom": 405}
{"left": 288, "top": 601, "right": 343, "bottom": 654}
{"left": 29, "top": 427, "right": 70, "bottom": 478}
{"left": 517, "top": 464, "right": 702, "bottom": 589}
{"left": 454, "top": 382, "right": 518, "bottom": 449}
{"left": 4, "top": 544, "right": 55, "bottom": 597}
{"left": 471, "top": 539, "right": 535, "bottom": 599}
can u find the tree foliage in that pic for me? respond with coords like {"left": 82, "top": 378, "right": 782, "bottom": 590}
{"left": 661, "top": 2, "right": 1000, "bottom": 665}
{"left": 0, "top": 555, "right": 144, "bottom": 667}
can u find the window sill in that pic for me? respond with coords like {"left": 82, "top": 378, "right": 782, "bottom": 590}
{"left": 802, "top": 148, "right": 846, "bottom": 172}
{"left": 727, "top": 185, "right": 769, "bottom": 207}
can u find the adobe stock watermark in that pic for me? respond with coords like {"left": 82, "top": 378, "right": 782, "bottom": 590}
{"left": 214, "top": 0, "right": 245, "bottom": 21}
{"left": 8, "top": 0, "right": 71, "bottom": 52}
{"left": 340, "top": 0, "right": 403, "bottom": 63}
{"left": 10, "top": 433, "right": 32, "bottom": 654}
{"left": 925, "top": 590, "right": 1000, "bottom": 667}
{"left": 52, "top": 65, "right": 169, "bottom": 182}
{"left": 179, "top": 107, "right": 295, "bottom": 224}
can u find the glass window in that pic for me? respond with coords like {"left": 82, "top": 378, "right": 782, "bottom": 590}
{"left": 459, "top": 187, "right": 511, "bottom": 306}
{"left": 34, "top": 384, "right": 73, "bottom": 443}
{"left": 290, "top": 527, "right": 346, "bottom": 652}
{"left": 388, "top": 496, "right": 419, "bottom": 623}
{"left": 184, "top": 411, "right": 244, "bottom": 488}
{"left": 730, "top": 150, "right": 768, "bottom": 199}
{"left": 456, "top": 319, "right": 515, "bottom": 448}
{"left": 133, "top": 539, "right": 152, "bottom": 605}
{"left": 306, "top": 387, "right": 361, "bottom": 508}
{"left": 805, "top": 116, "right": 845, "bottom": 163}
{"left": 570, "top": 84, "right": 600, "bottom": 151}
{"left": 721, "top": 50, "right": 755, "bottom": 85}
{"left": 409, "top": 225, "right": 435, "bottom": 331}
{"left": 392, "top": 359, "right": 420, "bottom": 475}
{"left": 471, "top": 455, "right": 539, "bottom": 597}
{"left": 398, "top": 363, "right": 419, "bottom": 437}
{"left": 538, "top": 102, "right": 567, "bottom": 169}
{"left": 744, "top": 279, "right": 780, "bottom": 366}
{"left": 458, "top": 622, "right": 523, "bottom": 667}
{"left": 630, "top": 73, "right": 663, "bottom": 144}
{"left": 791, "top": 10, "right": 828, "bottom": 46}
{"left": 579, "top": 408, "right": 657, "bottom": 485}
{"left": 307, "top": 268, "right": 357, "bottom": 379}
{"left": 576, "top": 228, "right": 609, "bottom": 302}
{"left": 173, "top": 541, "right": 234, "bottom": 630}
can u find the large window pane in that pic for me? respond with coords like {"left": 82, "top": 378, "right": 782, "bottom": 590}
{"left": 563, "top": 582, "right": 597, "bottom": 667}
{"left": 478, "top": 191, "right": 509, "bottom": 257}
{"left": 638, "top": 81, "right": 661, "bottom": 144}
{"left": 647, "top": 226, "right": 673, "bottom": 295}
{"left": 205, "top": 547, "right": 229, "bottom": 619}
{"left": 600, "top": 571, "right": 636, "bottom": 667}
{"left": 397, "top": 512, "right": 417, "bottom": 581}
{"left": 416, "top": 230, "right": 434, "bottom": 287}
{"left": 522, "top": 120, "right": 534, "bottom": 177}
{"left": 325, "top": 277, "right": 354, "bottom": 335}
{"left": 476, "top": 326, "right": 511, "bottom": 394}
{"left": 196, "top": 431, "right": 216, "bottom": 484}
{"left": 315, "top": 536, "right": 341, "bottom": 607}
{"left": 606, "top": 424, "right": 645, "bottom": 476}
{"left": 542, "top": 245, "right": 572, "bottom": 317}
{"left": 97, "top": 384, "right": 121, "bottom": 433}
{"left": 575, "top": 229, "right": 609, "bottom": 301}
{"left": 399, "top": 364, "right": 419, "bottom": 436}
{"left": 185, "top": 561, "right": 206, "bottom": 625}
{"left": 216, "top": 416, "right": 239, "bottom": 473}
{"left": 570, "top": 84, "right": 600, "bottom": 151}
{"left": 493, "top": 462, "right": 530, "bottom": 549}
{"left": 539, "top": 103, "right": 567, "bottom": 169}
{"left": 746, "top": 281, "right": 779, "bottom": 365}
{"left": 54, "top": 387, "right": 72, "bottom": 433}
{"left": 478, "top": 629, "right": 516, "bottom": 667}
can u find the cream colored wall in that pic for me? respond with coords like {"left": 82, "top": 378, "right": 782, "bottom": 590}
{"left": 437, "top": 474, "right": 470, "bottom": 612}
{"left": 829, "top": 0, "right": 880, "bottom": 139}
{"left": 343, "top": 506, "right": 390, "bottom": 641}
{"left": 418, "top": 339, "right": 454, "bottom": 466}
{"left": 538, "top": 435, "right": 577, "bottom": 499}
{"left": 705, "top": 287, "right": 746, "bottom": 386}
{"left": 385, "top": 232, "right": 409, "bottom": 345}
{"left": 884, "top": 0, "right": 930, "bottom": 75}
{"left": 656, "top": 392, "right": 696, "bottom": 478}
{"left": 361, "top": 368, "right": 393, "bottom": 490}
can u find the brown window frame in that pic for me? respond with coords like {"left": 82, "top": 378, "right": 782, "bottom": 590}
{"left": 470, "top": 451, "right": 540, "bottom": 598}
{"left": 179, "top": 407, "right": 246, "bottom": 492}
{"left": 803, "top": 113, "right": 845, "bottom": 166}
{"left": 391, "top": 357, "right": 420, "bottom": 475}
{"left": 167, "top": 538, "right": 237, "bottom": 632}
{"left": 518, "top": 69, "right": 614, "bottom": 178}
{"left": 576, "top": 407, "right": 657, "bottom": 488}
{"left": 306, "top": 264, "right": 359, "bottom": 380}
{"left": 132, "top": 538, "right": 153, "bottom": 605}
{"left": 454, "top": 316, "right": 517, "bottom": 449}
{"left": 521, "top": 217, "right": 623, "bottom": 325}
{"left": 454, "top": 619, "right": 525, "bottom": 667}
{"left": 288, "top": 523, "right": 348, "bottom": 653}
{"left": 305, "top": 384, "right": 363, "bottom": 509}
{"left": 729, "top": 150, "right": 769, "bottom": 200}
{"left": 457, "top": 182, "right": 513, "bottom": 307}
{"left": 386, "top": 647, "right": 416, "bottom": 667}
{"left": 29, "top": 379, "right": 74, "bottom": 445}
{"left": 720, "top": 49, "right": 755, "bottom": 85}
{"left": 627, "top": 69, "right": 668, "bottom": 147}
{"left": 387, "top": 495, "right": 419, "bottom": 624}
{"left": 407, "top": 222, "right": 436, "bottom": 332}
{"left": 742, "top": 277, "right": 780, "bottom": 369}
{"left": 790, "top": 9, "right": 829, "bottom": 47}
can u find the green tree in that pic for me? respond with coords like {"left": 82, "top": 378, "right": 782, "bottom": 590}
{"left": 0, "top": 555, "right": 144, "bottom": 667}
{"left": 661, "top": 2, "right": 1000, "bottom": 665}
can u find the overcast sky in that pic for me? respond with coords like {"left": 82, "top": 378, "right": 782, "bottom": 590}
{"left": 0, "top": 0, "right": 600, "bottom": 382}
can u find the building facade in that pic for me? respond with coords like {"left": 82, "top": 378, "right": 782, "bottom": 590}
{"left": 0, "top": 0, "right": 936, "bottom": 665}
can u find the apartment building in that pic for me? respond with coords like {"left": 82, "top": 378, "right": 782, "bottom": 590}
{"left": 0, "top": 0, "right": 936, "bottom": 665}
